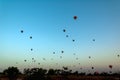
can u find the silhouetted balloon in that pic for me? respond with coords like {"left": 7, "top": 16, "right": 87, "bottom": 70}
{"left": 24, "top": 60, "right": 27, "bottom": 62}
{"left": 89, "top": 56, "right": 91, "bottom": 59}
{"left": 31, "top": 48, "right": 33, "bottom": 51}
{"left": 73, "top": 53, "right": 76, "bottom": 55}
{"left": 21, "top": 30, "right": 23, "bottom": 33}
{"left": 63, "top": 29, "right": 66, "bottom": 32}
{"left": 38, "top": 63, "right": 40, "bottom": 65}
{"left": 92, "top": 67, "right": 94, "bottom": 69}
{"left": 93, "top": 39, "right": 95, "bottom": 41}
{"left": 30, "top": 36, "right": 32, "bottom": 39}
{"left": 109, "top": 71, "right": 112, "bottom": 73}
{"left": 72, "top": 39, "right": 75, "bottom": 42}
{"left": 61, "top": 51, "right": 64, "bottom": 53}
{"left": 109, "top": 65, "right": 113, "bottom": 69}
{"left": 43, "top": 58, "right": 46, "bottom": 60}
{"left": 60, "top": 56, "right": 62, "bottom": 59}
{"left": 66, "top": 35, "right": 68, "bottom": 37}
{"left": 73, "top": 16, "right": 77, "bottom": 20}
{"left": 53, "top": 52, "right": 55, "bottom": 54}
{"left": 32, "top": 58, "right": 34, "bottom": 60}
{"left": 117, "top": 54, "right": 120, "bottom": 57}
{"left": 76, "top": 58, "right": 78, "bottom": 60}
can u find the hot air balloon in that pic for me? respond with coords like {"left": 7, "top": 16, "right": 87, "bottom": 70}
{"left": 30, "top": 48, "right": 33, "bottom": 51}
{"left": 30, "top": 36, "right": 32, "bottom": 39}
{"left": 73, "top": 53, "right": 76, "bottom": 55}
{"left": 61, "top": 51, "right": 64, "bottom": 53}
{"left": 24, "top": 60, "right": 27, "bottom": 62}
{"left": 92, "top": 67, "right": 94, "bottom": 69}
{"left": 66, "top": 35, "right": 69, "bottom": 37}
{"left": 32, "top": 58, "right": 34, "bottom": 60}
{"left": 89, "top": 56, "right": 91, "bottom": 59}
{"left": 76, "top": 58, "right": 78, "bottom": 60}
{"left": 63, "top": 29, "right": 66, "bottom": 32}
{"left": 73, "top": 16, "right": 77, "bottom": 20}
{"left": 72, "top": 39, "right": 75, "bottom": 42}
{"left": 53, "top": 52, "right": 55, "bottom": 54}
{"left": 117, "top": 54, "right": 120, "bottom": 57}
{"left": 109, "top": 65, "right": 113, "bottom": 69}
{"left": 60, "top": 56, "right": 62, "bottom": 59}
{"left": 93, "top": 39, "right": 95, "bottom": 42}
{"left": 21, "top": 30, "right": 23, "bottom": 33}
{"left": 38, "top": 63, "right": 40, "bottom": 65}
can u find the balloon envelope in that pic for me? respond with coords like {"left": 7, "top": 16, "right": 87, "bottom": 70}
{"left": 109, "top": 65, "right": 113, "bottom": 69}
{"left": 93, "top": 39, "right": 95, "bottom": 41}
{"left": 61, "top": 51, "right": 64, "bottom": 53}
{"left": 21, "top": 30, "right": 23, "bottom": 33}
{"left": 30, "top": 36, "right": 32, "bottom": 39}
{"left": 73, "top": 16, "right": 77, "bottom": 20}
{"left": 63, "top": 29, "right": 66, "bottom": 32}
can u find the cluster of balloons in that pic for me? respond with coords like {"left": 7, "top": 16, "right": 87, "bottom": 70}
{"left": 19, "top": 15, "right": 117, "bottom": 73}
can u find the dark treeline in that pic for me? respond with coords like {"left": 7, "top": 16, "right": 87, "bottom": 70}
{"left": 0, "top": 66, "right": 120, "bottom": 80}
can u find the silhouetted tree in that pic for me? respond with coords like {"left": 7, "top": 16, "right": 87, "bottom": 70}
{"left": 47, "top": 69, "right": 55, "bottom": 75}
{"left": 3, "top": 66, "right": 20, "bottom": 80}
{"left": 24, "top": 68, "right": 47, "bottom": 80}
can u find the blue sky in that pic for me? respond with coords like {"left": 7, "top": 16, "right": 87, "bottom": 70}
{"left": 0, "top": 0, "right": 120, "bottom": 73}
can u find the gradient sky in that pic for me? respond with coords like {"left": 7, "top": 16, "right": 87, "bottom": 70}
{"left": 0, "top": 0, "right": 120, "bottom": 73}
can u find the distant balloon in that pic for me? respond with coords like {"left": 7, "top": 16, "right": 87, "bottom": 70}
{"left": 73, "top": 16, "right": 77, "bottom": 20}
{"left": 31, "top": 48, "right": 33, "bottom": 51}
{"left": 92, "top": 67, "right": 94, "bottom": 69}
{"left": 93, "top": 39, "right": 95, "bottom": 42}
{"left": 63, "top": 29, "right": 66, "bottom": 32}
{"left": 109, "top": 65, "right": 113, "bottom": 69}
{"left": 32, "top": 58, "right": 34, "bottom": 60}
{"left": 38, "top": 63, "right": 40, "bottom": 65}
{"left": 89, "top": 56, "right": 91, "bottom": 59}
{"left": 117, "top": 54, "right": 120, "bottom": 57}
{"left": 76, "top": 58, "right": 78, "bottom": 60}
{"left": 61, "top": 51, "right": 64, "bottom": 53}
{"left": 53, "top": 52, "right": 55, "bottom": 54}
{"left": 73, "top": 53, "right": 76, "bottom": 55}
{"left": 30, "top": 36, "right": 32, "bottom": 39}
{"left": 24, "top": 60, "right": 27, "bottom": 62}
{"left": 72, "top": 39, "right": 75, "bottom": 42}
{"left": 43, "top": 58, "right": 46, "bottom": 60}
{"left": 21, "top": 30, "right": 23, "bottom": 33}
{"left": 109, "top": 71, "right": 112, "bottom": 73}
{"left": 66, "top": 35, "right": 69, "bottom": 37}
{"left": 60, "top": 56, "right": 62, "bottom": 59}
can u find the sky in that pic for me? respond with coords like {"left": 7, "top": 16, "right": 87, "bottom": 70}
{"left": 0, "top": 0, "right": 120, "bottom": 73}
